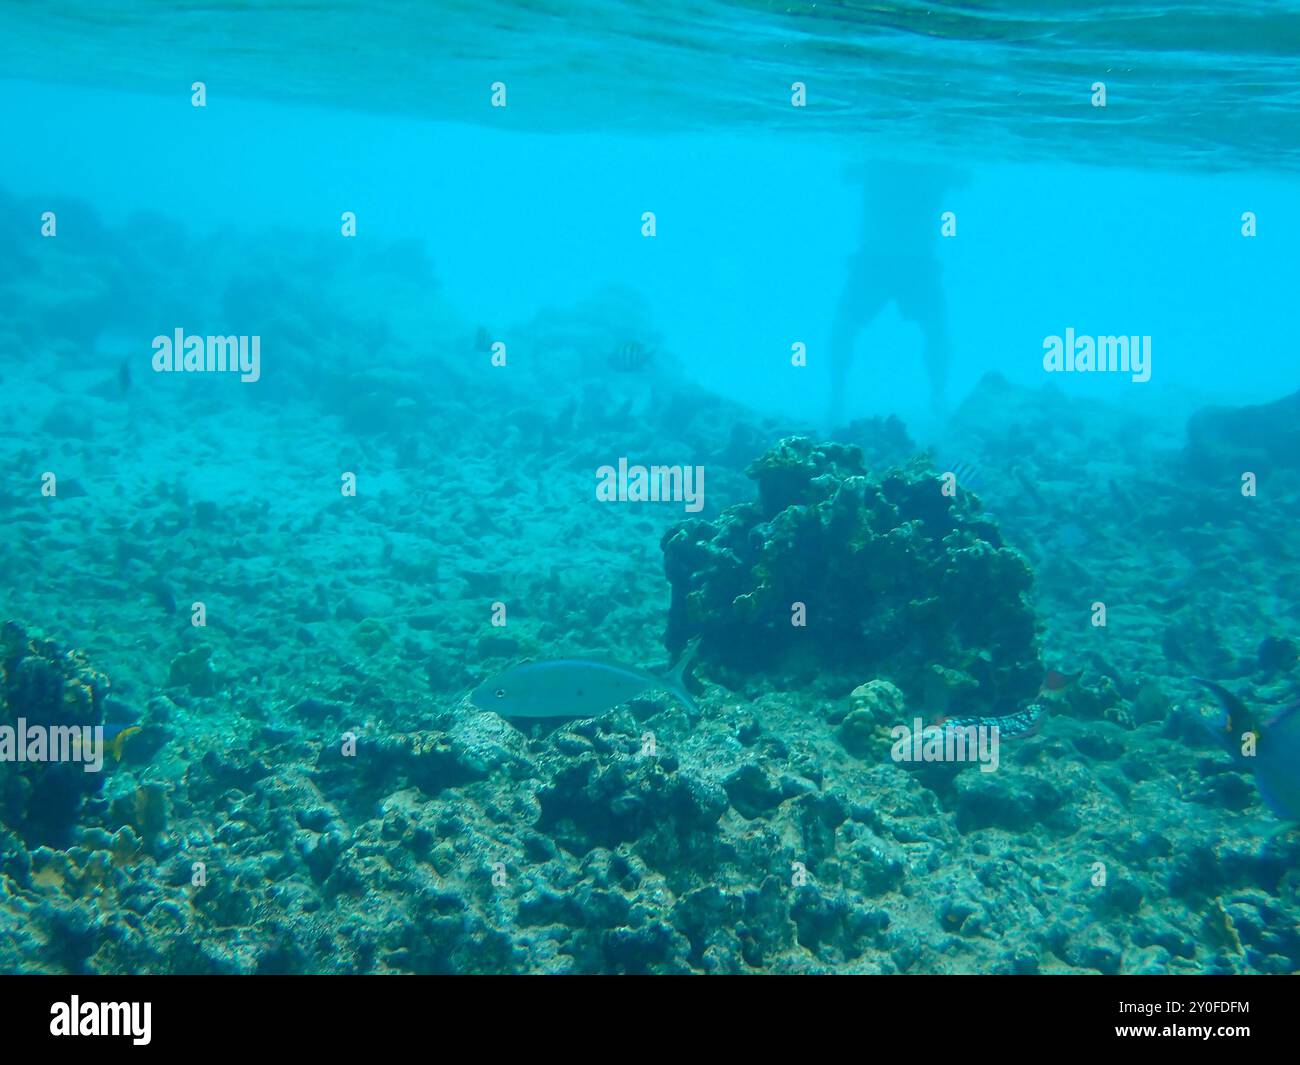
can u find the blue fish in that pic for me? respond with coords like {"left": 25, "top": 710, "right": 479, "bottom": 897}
{"left": 1193, "top": 678, "right": 1300, "bottom": 821}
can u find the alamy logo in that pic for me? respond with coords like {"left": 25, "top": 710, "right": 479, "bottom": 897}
{"left": 152, "top": 328, "right": 261, "bottom": 382}
{"left": 50, "top": 996, "right": 151, "bottom": 1045}
{"left": 596, "top": 458, "right": 704, "bottom": 513}
{"left": 1042, "top": 328, "right": 1150, "bottom": 382}
{"left": 0, "top": 719, "right": 108, "bottom": 772}
{"left": 890, "top": 717, "right": 1000, "bottom": 773}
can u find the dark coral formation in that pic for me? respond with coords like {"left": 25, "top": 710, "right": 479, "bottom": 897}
{"left": 0, "top": 621, "right": 108, "bottom": 846}
{"left": 1184, "top": 388, "right": 1300, "bottom": 480}
{"left": 662, "top": 437, "right": 1042, "bottom": 711}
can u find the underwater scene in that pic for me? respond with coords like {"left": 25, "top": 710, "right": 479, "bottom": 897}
{"left": 1, "top": 2, "right": 1299, "bottom": 980}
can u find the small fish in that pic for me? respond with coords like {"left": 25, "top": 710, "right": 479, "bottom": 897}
{"left": 105, "top": 724, "right": 142, "bottom": 762}
{"left": 1192, "top": 678, "right": 1300, "bottom": 821}
{"left": 608, "top": 341, "right": 654, "bottom": 373}
{"left": 472, "top": 640, "right": 698, "bottom": 720}
{"left": 1039, "top": 669, "right": 1081, "bottom": 697}
{"left": 474, "top": 326, "right": 493, "bottom": 353}
{"left": 932, "top": 454, "right": 983, "bottom": 495}
{"left": 70, "top": 723, "right": 142, "bottom": 763}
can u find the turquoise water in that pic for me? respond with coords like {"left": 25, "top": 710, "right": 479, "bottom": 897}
{"left": 1, "top": 2, "right": 1298, "bottom": 974}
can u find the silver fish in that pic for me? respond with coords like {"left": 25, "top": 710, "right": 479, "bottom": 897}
{"left": 472, "top": 641, "right": 698, "bottom": 720}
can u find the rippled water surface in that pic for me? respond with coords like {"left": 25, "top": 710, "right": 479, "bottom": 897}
{"left": 4, "top": 2, "right": 1299, "bottom": 168}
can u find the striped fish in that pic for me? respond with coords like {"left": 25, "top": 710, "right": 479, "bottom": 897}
{"left": 945, "top": 462, "right": 981, "bottom": 493}
{"left": 932, "top": 452, "right": 984, "bottom": 496}
{"left": 608, "top": 340, "right": 654, "bottom": 372}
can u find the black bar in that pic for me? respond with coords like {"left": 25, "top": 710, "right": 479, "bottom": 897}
{"left": 0, "top": 974, "right": 1290, "bottom": 1052}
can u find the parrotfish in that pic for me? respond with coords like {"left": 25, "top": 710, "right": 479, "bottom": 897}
{"left": 1193, "top": 677, "right": 1300, "bottom": 821}
{"left": 934, "top": 668, "right": 1067, "bottom": 739}
{"left": 472, "top": 641, "right": 698, "bottom": 720}
{"left": 1192, "top": 677, "right": 1260, "bottom": 739}
{"left": 937, "top": 701, "right": 1047, "bottom": 741}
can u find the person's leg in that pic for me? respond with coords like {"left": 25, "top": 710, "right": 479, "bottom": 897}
{"left": 895, "top": 261, "right": 950, "bottom": 416}
{"left": 919, "top": 310, "right": 950, "bottom": 416}
{"left": 828, "top": 256, "right": 887, "bottom": 429}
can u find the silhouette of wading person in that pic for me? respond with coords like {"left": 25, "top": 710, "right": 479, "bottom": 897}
{"left": 828, "top": 160, "right": 963, "bottom": 428}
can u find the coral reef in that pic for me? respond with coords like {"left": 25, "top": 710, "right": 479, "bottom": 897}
{"left": 5, "top": 630, "right": 1297, "bottom": 975}
{"left": 661, "top": 437, "right": 1042, "bottom": 712}
{"left": 0, "top": 621, "right": 108, "bottom": 846}
{"left": 4, "top": 200, "right": 1299, "bottom": 977}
